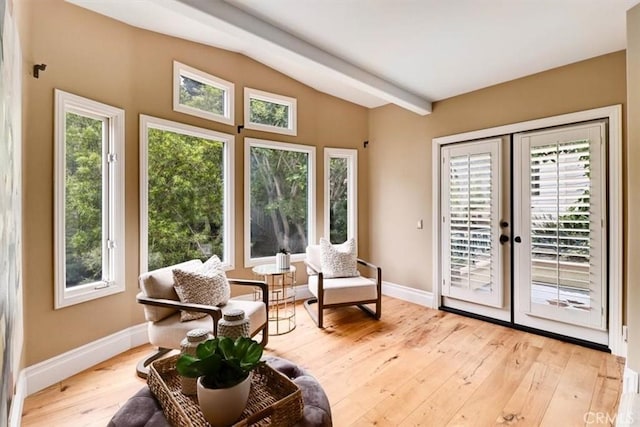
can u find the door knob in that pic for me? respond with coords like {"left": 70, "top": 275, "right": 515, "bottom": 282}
{"left": 514, "top": 236, "right": 522, "bottom": 243}
{"left": 500, "top": 221, "right": 509, "bottom": 228}
{"left": 499, "top": 234, "right": 509, "bottom": 244}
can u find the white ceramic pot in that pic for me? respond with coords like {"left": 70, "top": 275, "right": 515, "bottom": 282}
{"left": 197, "top": 374, "right": 252, "bottom": 427}
{"left": 276, "top": 252, "right": 290, "bottom": 270}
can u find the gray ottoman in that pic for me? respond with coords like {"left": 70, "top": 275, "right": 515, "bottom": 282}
{"left": 109, "top": 356, "right": 332, "bottom": 427}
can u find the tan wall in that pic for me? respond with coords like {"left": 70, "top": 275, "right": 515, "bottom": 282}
{"left": 19, "top": 0, "right": 368, "bottom": 365}
{"left": 626, "top": 4, "right": 640, "bottom": 372}
{"left": 368, "top": 51, "right": 626, "bottom": 294}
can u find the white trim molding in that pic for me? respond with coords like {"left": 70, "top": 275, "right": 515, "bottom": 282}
{"left": 244, "top": 87, "right": 297, "bottom": 136}
{"left": 173, "top": 61, "right": 235, "bottom": 126}
{"left": 432, "top": 105, "right": 624, "bottom": 356}
{"left": 8, "top": 370, "right": 26, "bottom": 427}
{"left": 382, "top": 281, "right": 434, "bottom": 308}
{"left": 54, "top": 89, "right": 126, "bottom": 309}
{"left": 23, "top": 323, "right": 148, "bottom": 396}
{"left": 323, "top": 147, "right": 358, "bottom": 244}
{"left": 139, "top": 114, "right": 236, "bottom": 272}
{"left": 244, "top": 137, "right": 316, "bottom": 267}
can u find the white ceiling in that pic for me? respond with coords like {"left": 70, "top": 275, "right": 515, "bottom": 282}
{"left": 68, "top": 0, "right": 639, "bottom": 115}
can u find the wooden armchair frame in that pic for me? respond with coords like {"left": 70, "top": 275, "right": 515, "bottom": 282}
{"left": 136, "top": 279, "right": 268, "bottom": 378}
{"left": 304, "top": 258, "right": 382, "bottom": 328}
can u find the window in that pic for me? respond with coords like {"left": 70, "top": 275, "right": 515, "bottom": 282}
{"left": 324, "top": 148, "right": 358, "bottom": 244}
{"left": 245, "top": 138, "right": 315, "bottom": 266}
{"left": 173, "top": 61, "right": 234, "bottom": 125}
{"left": 54, "top": 90, "right": 125, "bottom": 308}
{"left": 140, "top": 115, "right": 235, "bottom": 272}
{"left": 244, "top": 88, "right": 297, "bottom": 136}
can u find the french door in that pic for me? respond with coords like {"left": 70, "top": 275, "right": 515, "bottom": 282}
{"left": 441, "top": 121, "right": 608, "bottom": 345}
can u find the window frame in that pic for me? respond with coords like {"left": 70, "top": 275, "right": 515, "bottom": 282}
{"left": 324, "top": 147, "right": 358, "bottom": 244}
{"left": 244, "top": 137, "right": 316, "bottom": 267}
{"left": 173, "top": 61, "right": 235, "bottom": 126}
{"left": 244, "top": 87, "right": 297, "bottom": 136}
{"left": 54, "top": 89, "right": 125, "bottom": 309}
{"left": 139, "top": 115, "right": 235, "bottom": 273}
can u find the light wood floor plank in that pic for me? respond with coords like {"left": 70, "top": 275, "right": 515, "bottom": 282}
{"left": 22, "top": 297, "right": 624, "bottom": 426}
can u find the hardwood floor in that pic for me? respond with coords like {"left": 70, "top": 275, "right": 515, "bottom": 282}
{"left": 21, "top": 296, "right": 625, "bottom": 426}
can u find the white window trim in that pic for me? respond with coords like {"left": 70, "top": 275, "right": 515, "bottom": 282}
{"left": 139, "top": 115, "right": 235, "bottom": 273}
{"left": 173, "top": 61, "right": 235, "bottom": 126}
{"left": 54, "top": 89, "right": 125, "bottom": 309}
{"left": 431, "top": 105, "right": 624, "bottom": 356}
{"left": 323, "top": 147, "right": 358, "bottom": 244}
{"left": 244, "top": 87, "right": 297, "bottom": 136}
{"left": 244, "top": 137, "right": 316, "bottom": 267}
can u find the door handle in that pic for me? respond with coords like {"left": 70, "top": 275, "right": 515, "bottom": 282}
{"left": 514, "top": 236, "right": 522, "bottom": 243}
{"left": 499, "top": 234, "right": 509, "bottom": 244}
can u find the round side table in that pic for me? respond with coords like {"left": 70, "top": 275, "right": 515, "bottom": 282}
{"left": 252, "top": 264, "right": 296, "bottom": 335}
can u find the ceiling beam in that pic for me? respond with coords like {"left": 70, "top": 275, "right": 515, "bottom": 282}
{"left": 174, "top": 0, "right": 432, "bottom": 115}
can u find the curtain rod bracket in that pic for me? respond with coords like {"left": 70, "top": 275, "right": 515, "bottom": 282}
{"left": 33, "top": 64, "right": 47, "bottom": 79}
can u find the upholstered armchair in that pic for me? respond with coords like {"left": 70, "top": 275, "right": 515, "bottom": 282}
{"left": 136, "top": 259, "right": 268, "bottom": 377}
{"left": 304, "top": 242, "right": 382, "bottom": 328}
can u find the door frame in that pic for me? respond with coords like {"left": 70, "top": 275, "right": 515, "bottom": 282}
{"left": 431, "top": 105, "right": 624, "bottom": 356}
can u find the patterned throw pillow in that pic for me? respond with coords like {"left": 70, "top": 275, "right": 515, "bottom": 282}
{"left": 172, "top": 255, "right": 231, "bottom": 322}
{"left": 320, "top": 237, "right": 358, "bottom": 278}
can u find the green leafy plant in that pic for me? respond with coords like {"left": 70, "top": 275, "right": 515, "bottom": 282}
{"left": 176, "top": 337, "right": 264, "bottom": 389}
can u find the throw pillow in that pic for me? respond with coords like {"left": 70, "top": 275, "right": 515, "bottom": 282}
{"left": 201, "top": 254, "right": 224, "bottom": 276}
{"left": 200, "top": 255, "right": 231, "bottom": 306}
{"left": 320, "top": 237, "right": 358, "bottom": 278}
{"left": 173, "top": 256, "right": 231, "bottom": 321}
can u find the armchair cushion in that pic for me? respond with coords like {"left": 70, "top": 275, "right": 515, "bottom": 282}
{"left": 308, "top": 275, "right": 377, "bottom": 305}
{"left": 306, "top": 245, "right": 322, "bottom": 275}
{"left": 147, "top": 299, "right": 267, "bottom": 349}
{"left": 320, "top": 238, "right": 358, "bottom": 278}
{"left": 173, "top": 269, "right": 229, "bottom": 321}
{"left": 139, "top": 259, "right": 203, "bottom": 322}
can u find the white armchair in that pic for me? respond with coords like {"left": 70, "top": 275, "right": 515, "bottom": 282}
{"left": 304, "top": 244, "right": 382, "bottom": 328}
{"left": 136, "top": 259, "right": 268, "bottom": 377}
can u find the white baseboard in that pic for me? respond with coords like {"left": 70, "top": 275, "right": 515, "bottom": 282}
{"left": 625, "top": 367, "right": 640, "bottom": 394}
{"left": 382, "top": 281, "right": 434, "bottom": 308}
{"left": 293, "top": 285, "right": 312, "bottom": 301}
{"left": 617, "top": 365, "right": 640, "bottom": 426}
{"left": 8, "top": 370, "right": 26, "bottom": 427}
{"left": 23, "top": 323, "right": 148, "bottom": 397}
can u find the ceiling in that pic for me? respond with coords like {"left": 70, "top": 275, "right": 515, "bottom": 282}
{"left": 68, "top": 0, "right": 640, "bottom": 115}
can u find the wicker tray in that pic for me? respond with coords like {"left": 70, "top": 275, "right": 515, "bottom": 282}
{"left": 148, "top": 355, "right": 303, "bottom": 427}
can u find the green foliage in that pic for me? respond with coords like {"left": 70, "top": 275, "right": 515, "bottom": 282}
{"left": 176, "top": 337, "right": 264, "bottom": 389}
{"left": 249, "top": 98, "right": 289, "bottom": 128}
{"left": 64, "top": 112, "right": 103, "bottom": 287}
{"left": 179, "top": 76, "right": 225, "bottom": 116}
{"left": 250, "top": 146, "right": 309, "bottom": 257}
{"left": 329, "top": 158, "right": 348, "bottom": 244}
{"left": 147, "top": 128, "right": 225, "bottom": 270}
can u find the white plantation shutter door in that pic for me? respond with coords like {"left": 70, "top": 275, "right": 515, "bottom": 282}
{"left": 515, "top": 122, "right": 606, "bottom": 330}
{"left": 441, "top": 139, "right": 503, "bottom": 308}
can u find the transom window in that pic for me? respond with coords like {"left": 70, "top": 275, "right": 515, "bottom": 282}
{"left": 173, "top": 61, "right": 234, "bottom": 125}
{"left": 54, "top": 90, "right": 125, "bottom": 309}
{"left": 244, "top": 88, "right": 297, "bottom": 136}
{"left": 140, "top": 115, "right": 235, "bottom": 272}
{"left": 244, "top": 138, "right": 315, "bottom": 266}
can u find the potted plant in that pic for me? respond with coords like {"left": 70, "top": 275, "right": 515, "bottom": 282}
{"left": 176, "top": 336, "right": 264, "bottom": 427}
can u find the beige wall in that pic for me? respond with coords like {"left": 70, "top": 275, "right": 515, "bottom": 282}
{"left": 368, "top": 51, "right": 626, "bottom": 294}
{"left": 19, "top": 0, "right": 368, "bottom": 365}
{"left": 17, "top": 0, "right": 635, "bottom": 368}
{"left": 626, "top": 4, "right": 640, "bottom": 372}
